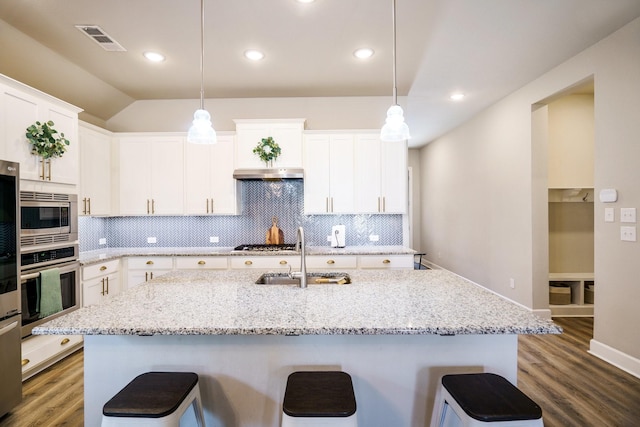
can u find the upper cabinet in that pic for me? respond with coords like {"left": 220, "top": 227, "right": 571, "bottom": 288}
{"left": 115, "top": 134, "right": 184, "bottom": 215}
{"left": 184, "top": 133, "right": 238, "bottom": 215}
{"left": 234, "top": 119, "right": 305, "bottom": 169}
{"left": 547, "top": 94, "right": 594, "bottom": 189}
{"left": 78, "top": 122, "right": 112, "bottom": 216}
{"left": 0, "top": 75, "right": 81, "bottom": 189}
{"left": 354, "top": 133, "right": 408, "bottom": 214}
{"left": 303, "top": 133, "right": 355, "bottom": 214}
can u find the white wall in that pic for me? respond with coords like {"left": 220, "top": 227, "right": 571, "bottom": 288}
{"left": 419, "top": 17, "right": 640, "bottom": 374}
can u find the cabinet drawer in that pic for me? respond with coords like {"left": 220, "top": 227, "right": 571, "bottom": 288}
{"left": 127, "top": 256, "right": 174, "bottom": 270}
{"left": 358, "top": 255, "right": 413, "bottom": 269}
{"left": 230, "top": 256, "right": 300, "bottom": 269}
{"left": 21, "top": 334, "right": 83, "bottom": 379}
{"left": 175, "top": 256, "right": 228, "bottom": 270}
{"left": 306, "top": 256, "right": 357, "bottom": 269}
{"left": 82, "top": 259, "right": 120, "bottom": 280}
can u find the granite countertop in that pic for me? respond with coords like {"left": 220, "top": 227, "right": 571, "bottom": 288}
{"left": 34, "top": 269, "right": 561, "bottom": 337}
{"left": 79, "top": 246, "right": 416, "bottom": 266}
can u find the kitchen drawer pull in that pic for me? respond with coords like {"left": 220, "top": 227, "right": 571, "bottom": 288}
{"left": 198, "top": 260, "right": 206, "bottom": 265}
{"left": 326, "top": 259, "right": 335, "bottom": 265}
{"left": 382, "top": 259, "right": 391, "bottom": 264}
{"left": 22, "top": 359, "right": 30, "bottom": 366}
{"left": 99, "top": 265, "right": 107, "bottom": 271}
{"left": 60, "top": 338, "right": 70, "bottom": 345}
{"left": 245, "top": 260, "right": 253, "bottom": 266}
{"left": 279, "top": 260, "right": 288, "bottom": 265}
{"left": 146, "top": 260, "right": 154, "bottom": 265}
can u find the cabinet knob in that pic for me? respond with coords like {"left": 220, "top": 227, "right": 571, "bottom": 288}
{"left": 382, "top": 259, "right": 391, "bottom": 264}
{"left": 99, "top": 265, "right": 107, "bottom": 271}
{"left": 60, "top": 338, "right": 70, "bottom": 345}
{"left": 245, "top": 260, "right": 253, "bottom": 266}
{"left": 198, "top": 260, "right": 206, "bottom": 265}
{"left": 279, "top": 260, "right": 288, "bottom": 265}
{"left": 22, "top": 359, "right": 30, "bottom": 366}
{"left": 327, "top": 260, "right": 335, "bottom": 265}
{"left": 146, "top": 260, "right": 154, "bottom": 265}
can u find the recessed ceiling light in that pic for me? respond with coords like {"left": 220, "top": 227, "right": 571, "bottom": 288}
{"left": 450, "top": 92, "right": 465, "bottom": 101}
{"left": 143, "top": 51, "right": 165, "bottom": 62}
{"left": 353, "top": 48, "right": 374, "bottom": 59}
{"left": 244, "top": 49, "right": 265, "bottom": 61}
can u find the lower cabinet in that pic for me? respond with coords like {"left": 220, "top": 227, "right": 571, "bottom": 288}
{"left": 21, "top": 334, "right": 83, "bottom": 380}
{"left": 125, "top": 257, "right": 173, "bottom": 289}
{"left": 229, "top": 256, "right": 300, "bottom": 270}
{"left": 82, "top": 259, "right": 120, "bottom": 307}
{"left": 175, "top": 256, "right": 229, "bottom": 270}
{"left": 548, "top": 273, "right": 594, "bottom": 317}
{"left": 306, "top": 255, "right": 358, "bottom": 269}
{"left": 358, "top": 255, "right": 414, "bottom": 269}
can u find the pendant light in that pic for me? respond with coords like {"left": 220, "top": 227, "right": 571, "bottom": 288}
{"left": 188, "top": 0, "right": 217, "bottom": 144}
{"left": 380, "top": 0, "right": 410, "bottom": 142}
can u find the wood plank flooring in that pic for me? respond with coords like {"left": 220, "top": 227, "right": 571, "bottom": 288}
{"left": 1, "top": 317, "right": 638, "bottom": 426}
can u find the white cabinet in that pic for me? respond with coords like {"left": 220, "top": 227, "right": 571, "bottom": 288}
{"left": 230, "top": 256, "right": 300, "bottom": 270}
{"left": 184, "top": 134, "right": 238, "bottom": 215}
{"left": 303, "top": 133, "right": 355, "bottom": 214}
{"left": 306, "top": 255, "right": 358, "bottom": 269}
{"left": 354, "top": 134, "right": 408, "bottom": 214}
{"left": 358, "top": 255, "right": 413, "bottom": 269}
{"left": 234, "top": 119, "right": 305, "bottom": 168}
{"left": 82, "top": 259, "right": 120, "bottom": 307}
{"left": 117, "top": 134, "right": 184, "bottom": 215}
{"left": 21, "top": 334, "right": 83, "bottom": 380}
{"left": 175, "top": 256, "right": 228, "bottom": 270}
{"left": 125, "top": 257, "right": 173, "bottom": 288}
{"left": 0, "top": 77, "right": 81, "bottom": 188}
{"left": 78, "top": 122, "right": 112, "bottom": 215}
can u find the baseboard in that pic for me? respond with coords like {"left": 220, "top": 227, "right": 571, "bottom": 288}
{"left": 589, "top": 339, "right": 640, "bottom": 379}
{"left": 531, "top": 308, "right": 552, "bottom": 320}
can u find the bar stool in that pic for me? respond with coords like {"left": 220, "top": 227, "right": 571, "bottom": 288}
{"left": 102, "top": 372, "right": 205, "bottom": 427}
{"left": 432, "top": 373, "right": 543, "bottom": 427}
{"left": 282, "top": 371, "right": 358, "bottom": 427}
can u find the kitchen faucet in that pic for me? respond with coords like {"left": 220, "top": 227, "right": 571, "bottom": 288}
{"left": 289, "top": 226, "right": 307, "bottom": 288}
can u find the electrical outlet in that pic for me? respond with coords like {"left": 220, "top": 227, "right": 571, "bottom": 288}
{"left": 621, "top": 226, "right": 636, "bottom": 242}
{"left": 620, "top": 208, "right": 636, "bottom": 223}
{"left": 99, "top": 238, "right": 107, "bottom": 245}
{"left": 209, "top": 236, "right": 219, "bottom": 243}
{"left": 509, "top": 278, "right": 515, "bottom": 289}
{"left": 369, "top": 234, "right": 379, "bottom": 242}
{"left": 327, "top": 235, "right": 332, "bottom": 242}
{"left": 147, "top": 237, "right": 157, "bottom": 244}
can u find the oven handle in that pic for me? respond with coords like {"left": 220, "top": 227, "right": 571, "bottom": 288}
{"left": 21, "top": 260, "right": 80, "bottom": 280}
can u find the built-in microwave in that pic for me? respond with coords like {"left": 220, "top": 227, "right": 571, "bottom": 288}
{"left": 19, "top": 192, "right": 77, "bottom": 247}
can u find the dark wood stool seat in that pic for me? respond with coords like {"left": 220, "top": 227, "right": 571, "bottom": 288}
{"left": 283, "top": 371, "right": 357, "bottom": 418}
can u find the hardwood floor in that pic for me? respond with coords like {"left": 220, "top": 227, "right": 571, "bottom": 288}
{"left": 1, "top": 318, "right": 638, "bottom": 426}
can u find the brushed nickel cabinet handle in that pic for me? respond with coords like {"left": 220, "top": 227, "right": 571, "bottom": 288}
{"left": 146, "top": 260, "right": 154, "bottom": 265}
{"left": 279, "top": 260, "right": 288, "bottom": 265}
{"left": 326, "top": 259, "right": 335, "bottom": 265}
{"left": 245, "top": 260, "right": 253, "bottom": 266}
{"left": 198, "top": 260, "right": 206, "bottom": 265}
{"left": 22, "top": 359, "right": 30, "bottom": 366}
{"left": 60, "top": 338, "right": 70, "bottom": 345}
{"left": 382, "top": 259, "right": 391, "bottom": 264}
{"left": 100, "top": 265, "right": 107, "bottom": 271}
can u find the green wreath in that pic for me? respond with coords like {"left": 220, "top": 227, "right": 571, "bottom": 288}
{"left": 253, "top": 136, "right": 281, "bottom": 165}
{"left": 25, "top": 120, "right": 70, "bottom": 159}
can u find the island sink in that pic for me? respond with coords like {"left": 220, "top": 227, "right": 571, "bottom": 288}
{"left": 255, "top": 272, "right": 351, "bottom": 285}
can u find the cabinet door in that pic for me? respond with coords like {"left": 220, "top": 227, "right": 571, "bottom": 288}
{"left": 235, "top": 120, "right": 304, "bottom": 169}
{"left": 380, "top": 140, "right": 408, "bottom": 213}
{"left": 328, "top": 135, "right": 355, "bottom": 213}
{"left": 209, "top": 135, "right": 237, "bottom": 214}
{"left": 45, "top": 106, "right": 78, "bottom": 185}
{"left": 83, "top": 276, "right": 106, "bottom": 307}
{"left": 150, "top": 137, "right": 184, "bottom": 215}
{"left": 79, "top": 125, "right": 111, "bottom": 215}
{"left": 269, "top": 122, "right": 303, "bottom": 168}
{"left": 118, "top": 138, "right": 152, "bottom": 215}
{"left": 354, "top": 134, "right": 382, "bottom": 213}
{"left": 303, "top": 134, "right": 331, "bottom": 213}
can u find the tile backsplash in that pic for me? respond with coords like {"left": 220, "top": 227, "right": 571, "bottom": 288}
{"left": 79, "top": 180, "right": 404, "bottom": 251}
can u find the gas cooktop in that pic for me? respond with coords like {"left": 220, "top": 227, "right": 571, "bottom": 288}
{"left": 233, "top": 244, "right": 297, "bottom": 252}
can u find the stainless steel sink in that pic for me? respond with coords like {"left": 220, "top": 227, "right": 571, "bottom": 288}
{"left": 255, "top": 272, "right": 351, "bottom": 285}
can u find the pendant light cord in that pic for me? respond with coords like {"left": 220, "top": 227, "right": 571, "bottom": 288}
{"left": 392, "top": 0, "right": 398, "bottom": 106}
{"left": 199, "top": 0, "right": 205, "bottom": 110}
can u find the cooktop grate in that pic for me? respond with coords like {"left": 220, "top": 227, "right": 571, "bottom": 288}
{"left": 233, "top": 244, "right": 297, "bottom": 252}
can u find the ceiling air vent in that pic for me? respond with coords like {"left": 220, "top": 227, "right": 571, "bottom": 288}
{"left": 75, "top": 25, "right": 126, "bottom": 52}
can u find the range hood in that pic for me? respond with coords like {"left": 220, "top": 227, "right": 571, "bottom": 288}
{"left": 233, "top": 168, "right": 304, "bottom": 180}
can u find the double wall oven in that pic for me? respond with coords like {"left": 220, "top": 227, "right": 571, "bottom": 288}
{"left": 19, "top": 191, "right": 80, "bottom": 338}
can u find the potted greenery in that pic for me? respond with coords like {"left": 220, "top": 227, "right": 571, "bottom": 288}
{"left": 253, "top": 136, "right": 281, "bottom": 167}
{"left": 25, "top": 120, "right": 70, "bottom": 159}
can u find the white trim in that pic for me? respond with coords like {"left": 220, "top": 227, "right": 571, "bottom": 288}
{"left": 589, "top": 339, "right": 640, "bottom": 379}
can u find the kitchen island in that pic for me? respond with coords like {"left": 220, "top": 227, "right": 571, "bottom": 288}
{"left": 35, "top": 268, "right": 560, "bottom": 427}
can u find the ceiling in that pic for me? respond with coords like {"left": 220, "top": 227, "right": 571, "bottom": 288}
{"left": 1, "top": 0, "right": 639, "bottom": 147}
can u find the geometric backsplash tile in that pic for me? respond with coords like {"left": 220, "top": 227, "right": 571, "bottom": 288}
{"left": 79, "top": 180, "right": 404, "bottom": 251}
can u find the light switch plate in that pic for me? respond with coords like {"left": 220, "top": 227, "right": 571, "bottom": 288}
{"left": 620, "top": 208, "right": 636, "bottom": 223}
{"left": 621, "top": 226, "right": 636, "bottom": 242}
{"left": 369, "top": 234, "right": 379, "bottom": 242}
{"left": 99, "top": 238, "right": 107, "bottom": 245}
{"left": 604, "top": 208, "right": 615, "bottom": 223}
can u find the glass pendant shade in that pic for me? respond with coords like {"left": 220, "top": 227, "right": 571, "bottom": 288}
{"left": 187, "top": 109, "right": 216, "bottom": 144}
{"left": 380, "top": 105, "right": 410, "bottom": 141}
